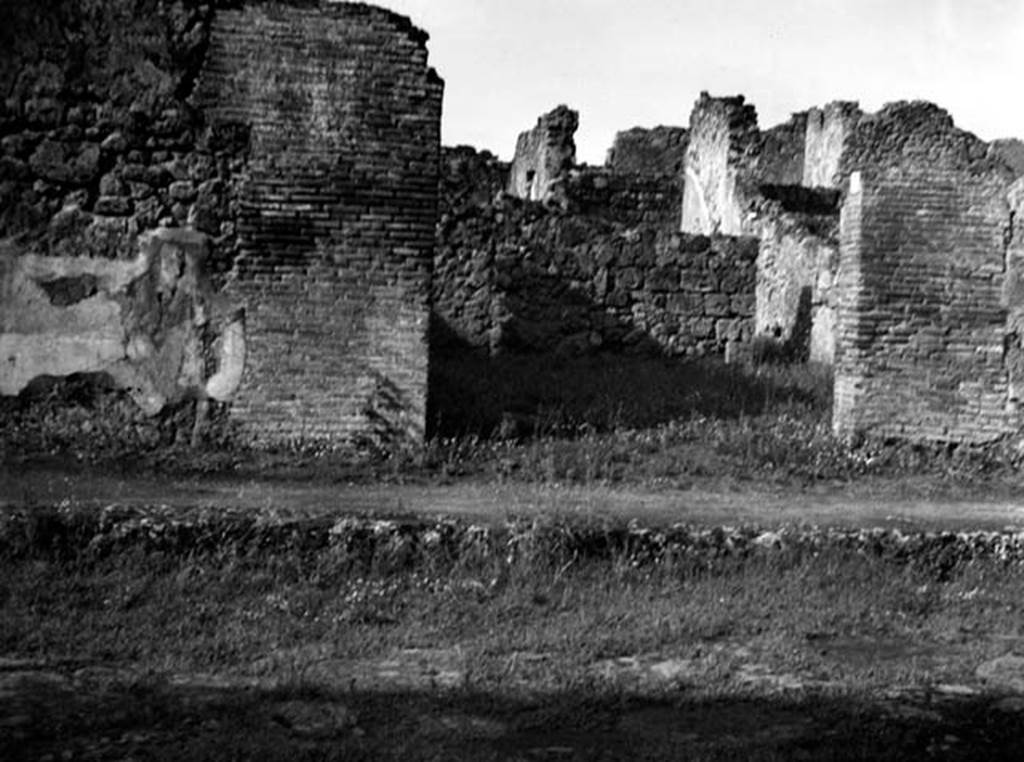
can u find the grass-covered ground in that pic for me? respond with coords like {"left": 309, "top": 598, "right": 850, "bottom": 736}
{"left": 2, "top": 509, "right": 1024, "bottom": 759}
{"left": 4, "top": 354, "right": 1024, "bottom": 758}
{"left": 5, "top": 354, "right": 1024, "bottom": 496}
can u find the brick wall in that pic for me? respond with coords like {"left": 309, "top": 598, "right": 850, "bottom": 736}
{"left": 833, "top": 168, "right": 1016, "bottom": 443}
{"left": 195, "top": 2, "right": 442, "bottom": 447}
{"left": 0, "top": 0, "right": 442, "bottom": 450}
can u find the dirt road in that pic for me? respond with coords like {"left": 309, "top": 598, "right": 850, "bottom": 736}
{"left": 3, "top": 463, "right": 1023, "bottom": 530}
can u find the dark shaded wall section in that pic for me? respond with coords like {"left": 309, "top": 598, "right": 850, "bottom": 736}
{"left": 433, "top": 153, "right": 756, "bottom": 360}
{"left": 0, "top": 1, "right": 241, "bottom": 267}
{"left": 606, "top": 126, "right": 688, "bottom": 178}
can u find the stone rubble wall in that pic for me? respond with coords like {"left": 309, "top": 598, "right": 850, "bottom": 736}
{"left": 441, "top": 146, "right": 510, "bottom": 215}
{"left": 605, "top": 126, "right": 688, "bottom": 177}
{"left": 564, "top": 170, "right": 682, "bottom": 228}
{"left": 678, "top": 94, "right": 840, "bottom": 362}
{"left": 433, "top": 188, "right": 756, "bottom": 359}
{"left": 990, "top": 139, "right": 1024, "bottom": 179}
{"left": 0, "top": 1, "right": 239, "bottom": 268}
{"left": 507, "top": 105, "right": 578, "bottom": 203}
{"left": 838, "top": 102, "right": 1011, "bottom": 183}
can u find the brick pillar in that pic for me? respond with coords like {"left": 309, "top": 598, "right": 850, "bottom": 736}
{"left": 833, "top": 168, "right": 1014, "bottom": 443}
{"left": 195, "top": 1, "right": 443, "bottom": 448}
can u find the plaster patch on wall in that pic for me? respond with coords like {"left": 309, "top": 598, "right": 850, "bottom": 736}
{"left": 0, "top": 228, "right": 245, "bottom": 414}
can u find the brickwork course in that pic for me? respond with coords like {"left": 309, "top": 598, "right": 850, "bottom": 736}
{"left": 833, "top": 109, "right": 1019, "bottom": 444}
{"left": 196, "top": 2, "right": 442, "bottom": 448}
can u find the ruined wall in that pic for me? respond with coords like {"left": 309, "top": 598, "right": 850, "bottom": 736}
{"left": 195, "top": 2, "right": 442, "bottom": 447}
{"left": 756, "top": 113, "right": 808, "bottom": 187}
{"left": 1005, "top": 178, "right": 1024, "bottom": 409}
{"left": 434, "top": 193, "right": 756, "bottom": 359}
{"left": 680, "top": 93, "right": 760, "bottom": 236}
{"left": 990, "top": 139, "right": 1024, "bottom": 179}
{"left": 803, "top": 102, "right": 861, "bottom": 188}
{"left": 753, "top": 200, "right": 839, "bottom": 363}
{"left": 838, "top": 102, "right": 1001, "bottom": 181}
{"left": 606, "top": 126, "right": 688, "bottom": 177}
{"left": 441, "top": 145, "right": 509, "bottom": 216}
{"left": 0, "top": 1, "right": 240, "bottom": 268}
{"left": 833, "top": 168, "right": 1015, "bottom": 443}
{"left": 829, "top": 101, "right": 1024, "bottom": 442}
{"left": 507, "top": 105, "right": 578, "bottom": 202}
{"left": 564, "top": 170, "right": 682, "bottom": 228}
{"left": 677, "top": 95, "right": 840, "bottom": 360}
{"left": 0, "top": 228, "right": 242, "bottom": 412}
{"left": 0, "top": 1, "right": 442, "bottom": 450}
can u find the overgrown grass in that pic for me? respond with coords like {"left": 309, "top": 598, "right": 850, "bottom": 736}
{"left": 3, "top": 509, "right": 1024, "bottom": 759}
{"left": 6, "top": 355, "right": 1024, "bottom": 493}
{"left": 4, "top": 508, "right": 1024, "bottom": 672}
{"left": 421, "top": 353, "right": 1024, "bottom": 490}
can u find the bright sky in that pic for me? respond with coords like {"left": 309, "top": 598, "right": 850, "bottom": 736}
{"left": 379, "top": 0, "right": 1024, "bottom": 165}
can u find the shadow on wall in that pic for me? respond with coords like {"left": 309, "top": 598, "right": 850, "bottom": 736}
{"left": 752, "top": 286, "right": 813, "bottom": 365}
{"left": 427, "top": 318, "right": 827, "bottom": 441}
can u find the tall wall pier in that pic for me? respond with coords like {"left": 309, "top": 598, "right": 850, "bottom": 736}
{"left": 831, "top": 107, "right": 1019, "bottom": 444}
{"left": 196, "top": 2, "right": 443, "bottom": 447}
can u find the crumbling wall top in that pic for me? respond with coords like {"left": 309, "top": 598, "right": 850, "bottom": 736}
{"left": 679, "top": 93, "right": 761, "bottom": 236}
{"left": 839, "top": 101, "right": 1013, "bottom": 182}
{"left": 606, "top": 125, "right": 688, "bottom": 177}
{"left": 991, "top": 138, "right": 1024, "bottom": 179}
{"left": 507, "top": 105, "right": 579, "bottom": 202}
